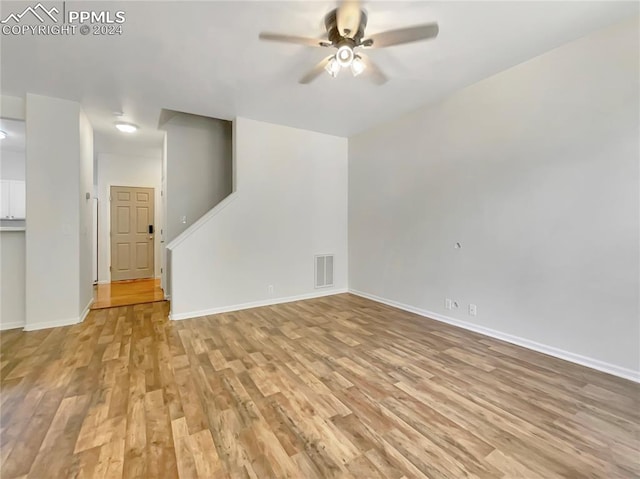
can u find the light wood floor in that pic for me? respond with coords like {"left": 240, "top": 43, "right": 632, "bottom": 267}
{"left": 1, "top": 294, "right": 638, "bottom": 478}
{"left": 91, "top": 278, "right": 165, "bottom": 310}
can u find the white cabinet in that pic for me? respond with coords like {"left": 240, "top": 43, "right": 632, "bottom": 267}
{"left": 11, "top": 181, "right": 25, "bottom": 219}
{"left": 0, "top": 181, "right": 10, "bottom": 219}
{"left": 0, "top": 180, "right": 26, "bottom": 220}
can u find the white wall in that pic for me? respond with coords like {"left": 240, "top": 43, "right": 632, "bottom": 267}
{"left": 0, "top": 96, "right": 25, "bottom": 121}
{"left": 0, "top": 231, "right": 25, "bottom": 329}
{"left": 349, "top": 18, "right": 639, "bottom": 377}
{"left": 1, "top": 98, "right": 26, "bottom": 329}
{"left": 78, "top": 111, "right": 94, "bottom": 313}
{"left": 161, "top": 133, "right": 168, "bottom": 293}
{"left": 25, "top": 94, "right": 84, "bottom": 329}
{"left": 96, "top": 152, "right": 163, "bottom": 283}
{"left": 0, "top": 150, "right": 25, "bottom": 181}
{"left": 164, "top": 114, "right": 232, "bottom": 242}
{"left": 169, "top": 117, "right": 348, "bottom": 319}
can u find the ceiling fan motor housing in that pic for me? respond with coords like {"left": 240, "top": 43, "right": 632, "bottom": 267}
{"left": 324, "top": 8, "right": 368, "bottom": 45}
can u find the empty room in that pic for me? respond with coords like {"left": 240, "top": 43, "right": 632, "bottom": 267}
{"left": 0, "top": 1, "right": 638, "bottom": 478}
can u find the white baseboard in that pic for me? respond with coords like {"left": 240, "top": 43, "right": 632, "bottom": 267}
{"left": 23, "top": 299, "right": 94, "bottom": 332}
{"left": 169, "top": 288, "right": 348, "bottom": 321}
{"left": 0, "top": 321, "right": 26, "bottom": 331}
{"left": 349, "top": 289, "right": 640, "bottom": 383}
{"left": 80, "top": 299, "right": 93, "bottom": 323}
{"left": 24, "top": 316, "right": 81, "bottom": 331}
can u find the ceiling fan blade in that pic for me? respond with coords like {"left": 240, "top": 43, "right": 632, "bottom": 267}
{"left": 364, "top": 23, "right": 439, "bottom": 48}
{"left": 336, "top": 0, "right": 361, "bottom": 38}
{"left": 360, "top": 54, "right": 387, "bottom": 85}
{"left": 299, "top": 56, "right": 334, "bottom": 84}
{"left": 259, "top": 32, "right": 330, "bottom": 48}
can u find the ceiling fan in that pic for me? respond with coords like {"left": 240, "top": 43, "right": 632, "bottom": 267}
{"left": 258, "top": 0, "right": 439, "bottom": 84}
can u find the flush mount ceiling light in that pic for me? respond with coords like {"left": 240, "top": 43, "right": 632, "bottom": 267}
{"left": 0, "top": 130, "right": 6, "bottom": 140}
{"left": 114, "top": 122, "right": 138, "bottom": 133}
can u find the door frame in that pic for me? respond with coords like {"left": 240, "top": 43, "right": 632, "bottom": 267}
{"left": 107, "top": 183, "right": 161, "bottom": 283}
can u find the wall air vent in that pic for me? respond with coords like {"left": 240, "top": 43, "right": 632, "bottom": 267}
{"left": 315, "top": 254, "right": 334, "bottom": 288}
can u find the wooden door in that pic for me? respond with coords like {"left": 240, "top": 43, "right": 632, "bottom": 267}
{"left": 110, "top": 186, "right": 154, "bottom": 281}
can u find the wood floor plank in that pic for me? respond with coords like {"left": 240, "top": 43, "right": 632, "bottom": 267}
{"left": 0, "top": 295, "right": 637, "bottom": 478}
{"left": 92, "top": 278, "right": 165, "bottom": 310}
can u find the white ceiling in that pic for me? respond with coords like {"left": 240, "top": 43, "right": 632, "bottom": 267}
{"left": 1, "top": 1, "right": 637, "bottom": 154}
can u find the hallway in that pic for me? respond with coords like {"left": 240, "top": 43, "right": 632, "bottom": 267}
{"left": 91, "top": 278, "right": 165, "bottom": 309}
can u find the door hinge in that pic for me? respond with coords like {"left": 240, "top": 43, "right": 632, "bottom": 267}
{"left": 109, "top": 266, "right": 112, "bottom": 272}
{"left": 161, "top": 268, "right": 163, "bottom": 274}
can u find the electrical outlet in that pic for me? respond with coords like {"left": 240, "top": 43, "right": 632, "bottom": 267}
{"left": 445, "top": 298, "right": 452, "bottom": 310}
{"left": 469, "top": 304, "right": 477, "bottom": 316}
{"left": 180, "top": 215, "right": 187, "bottom": 224}
{"left": 268, "top": 285, "right": 274, "bottom": 295}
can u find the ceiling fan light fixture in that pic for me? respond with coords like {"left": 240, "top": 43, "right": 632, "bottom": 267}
{"left": 325, "top": 56, "right": 341, "bottom": 78}
{"left": 351, "top": 56, "right": 365, "bottom": 77}
{"left": 336, "top": 45, "right": 354, "bottom": 67}
{"left": 259, "top": 5, "right": 438, "bottom": 85}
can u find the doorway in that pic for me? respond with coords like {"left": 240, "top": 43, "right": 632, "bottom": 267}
{"left": 110, "top": 185, "right": 155, "bottom": 281}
